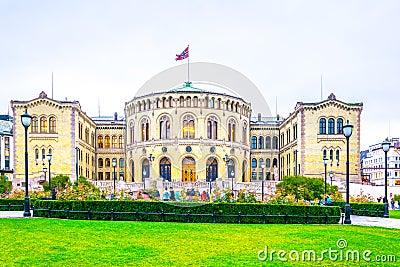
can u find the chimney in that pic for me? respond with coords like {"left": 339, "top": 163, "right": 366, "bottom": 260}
{"left": 114, "top": 112, "right": 118, "bottom": 121}
{"left": 258, "top": 113, "right": 261, "bottom": 122}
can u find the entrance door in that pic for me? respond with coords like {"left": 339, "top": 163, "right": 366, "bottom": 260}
{"left": 160, "top": 157, "right": 171, "bottom": 181}
{"left": 182, "top": 157, "right": 196, "bottom": 182}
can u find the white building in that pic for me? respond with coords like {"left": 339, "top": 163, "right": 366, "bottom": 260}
{"left": 362, "top": 137, "right": 400, "bottom": 186}
{"left": 0, "top": 115, "right": 14, "bottom": 180}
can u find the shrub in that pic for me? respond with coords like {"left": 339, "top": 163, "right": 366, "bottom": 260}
{"left": 32, "top": 200, "right": 341, "bottom": 224}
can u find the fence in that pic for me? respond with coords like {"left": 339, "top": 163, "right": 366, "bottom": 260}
{"left": 0, "top": 203, "right": 24, "bottom": 211}
{"left": 32, "top": 206, "right": 342, "bottom": 224}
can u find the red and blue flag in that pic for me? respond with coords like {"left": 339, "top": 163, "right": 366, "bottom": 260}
{"left": 175, "top": 46, "right": 189, "bottom": 61}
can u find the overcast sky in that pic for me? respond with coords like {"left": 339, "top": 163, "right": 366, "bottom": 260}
{"left": 1, "top": 0, "right": 399, "bottom": 150}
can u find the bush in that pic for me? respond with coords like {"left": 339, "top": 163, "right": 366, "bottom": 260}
{"left": 32, "top": 200, "right": 341, "bottom": 224}
{"left": 333, "top": 201, "right": 384, "bottom": 217}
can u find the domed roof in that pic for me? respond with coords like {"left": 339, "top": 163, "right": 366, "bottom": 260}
{"left": 135, "top": 62, "right": 271, "bottom": 116}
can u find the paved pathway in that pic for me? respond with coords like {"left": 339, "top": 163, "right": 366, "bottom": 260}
{"left": 350, "top": 215, "right": 400, "bottom": 229}
{"left": 0, "top": 211, "right": 30, "bottom": 218}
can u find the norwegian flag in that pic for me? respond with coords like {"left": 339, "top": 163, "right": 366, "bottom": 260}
{"left": 175, "top": 46, "right": 189, "bottom": 61}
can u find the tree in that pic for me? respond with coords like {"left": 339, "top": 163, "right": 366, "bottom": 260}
{"left": 276, "top": 176, "right": 340, "bottom": 201}
{"left": 43, "top": 174, "right": 71, "bottom": 191}
{"left": 0, "top": 175, "right": 12, "bottom": 195}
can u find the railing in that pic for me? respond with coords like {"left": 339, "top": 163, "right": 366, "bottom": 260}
{"left": 0, "top": 203, "right": 24, "bottom": 211}
{"left": 32, "top": 207, "right": 342, "bottom": 224}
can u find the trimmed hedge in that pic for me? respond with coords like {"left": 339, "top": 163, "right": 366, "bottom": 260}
{"left": 33, "top": 200, "right": 341, "bottom": 224}
{"left": 0, "top": 199, "right": 24, "bottom": 211}
{"left": 334, "top": 201, "right": 385, "bottom": 217}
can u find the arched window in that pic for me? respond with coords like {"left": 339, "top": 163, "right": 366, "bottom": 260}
{"left": 104, "top": 135, "right": 110, "bottom": 148}
{"left": 41, "top": 149, "right": 46, "bottom": 161}
{"left": 330, "top": 149, "right": 334, "bottom": 160}
{"left": 193, "top": 96, "right": 198, "bottom": 107}
{"left": 207, "top": 116, "right": 218, "bottom": 140}
{"left": 336, "top": 150, "right": 340, "bottom": 161}
{"left": 112, "top": 136, "right": 118, "bottom": 148}
{"left": 160, "top": 157, "right": 172, "bottom": 181}
{"left": 266, "top": 158, "right": 271, "bottom": 168}
{"left": 141, "top": 118, "right": 150, "bottom": 141}
{"left": 182, "top": 115, "right": 195, "bottom": 139}
{"left": 31, "top": 117, "right": 38, "bottom": 133}
{"left": 119, "top": 136, "right": 123, "bottom": 148}
{"left": 119, "top": 158, "right": 124, "bottom": 168}
{"left": 266, "top": 136, "right": 271, "bottom": 149}
{"left": 105, "top": 158, "right": 110, "bottom": 167}
{"left": 228, "top": 119, "right": 236, "bottom": 141}
{"left": 319, "top": 118, "right": 326, "bottom": 134}
{"left": 159, "top": 115, "right": 171, "bottom": 139}
{"left": 142, "top": 159, "right": 149, "bottom": 180}
{"left": 328, "top": 118, "right": 335, "bottom": 134}
{"left": 130, "top": 122, "right": 134, "bottom": 143}
{"left": 130, "top": 160, "right": 134, "bottom": 182}
{"left": 259, "top": 158, "right": 264, "bottom": 168}
{"left": 273, "top": 136, "right": 278, "bottom": 149}
{"left": 323, "top": 149, "right": 327, "bottom": 159}
{"left": 206, "top": 157, "right": 218, "bottom": 182}
{"left": 49, "top": 117, "right": 56, "bottom": 133}
{"left": 98, "top": 136, "right": 103, "bottom": 148}
{"left": 251, "top": 158, "right": 257, "bottom": 168}
{"left": 337, "top": 118, "right": 343, "bottom": 134}
{"left": 179, "top": 96, "right": 184, "bottom": 107}
{"left": 258, "top": 136, "right": 264, "bottom": 149}
{"left": 40, "top": 116, "right": 47, "bottom": 133}
{"left": 98, "top": 158, "right": 104, "bottom": 168}
{"left": 35, "top": 149, "right": 39, "bottom": 162}
{"left": 251, "top": 136, "right": 257, "bottom": 149}
{"left": 209, "top": 98, "right": 214, "bottom": 108}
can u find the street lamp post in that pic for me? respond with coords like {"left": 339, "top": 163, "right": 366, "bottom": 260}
{"left": 21, "top": 109, "right": 32, "bottom": 217}
{"left": 323, "top": 157, "right": 329, "bottom": 199}
{"left": 261, "top": 162, "right": 265, "bottom": 202}
{"left": 294, "top": 149, "right": 298, "bottom": 176}
{"left": 43, "top": 165, "right": 47, "bottom": 182}
{"left": 343, "top": 121, "right": 353, "bottom": 224}
{"left": 47, "top": 152, "right": 52, "bottom": 198}
{"left": 147, "top": 153, "right": 155, "bottom": 190}
{"left": 75, "top": 143, "right": 80, "bottom": 183}
{"left": 223, "top": 154, "right": 232, "bottom": 197}
{"left": 112, "top": 158, "right": 117, "bottom": 196}
{"left": 329, "top": 171, "right": 333, "bottom": 186}
{"left": 382, "top": 140, "right": 390, "bottom": 218}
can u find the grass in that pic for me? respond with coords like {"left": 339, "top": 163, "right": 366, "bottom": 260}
{"left": 390, "top": 210, "right": 400, "bottom": 219}
{"left": 0, "top": 218, "right": 399, "bottom": 266}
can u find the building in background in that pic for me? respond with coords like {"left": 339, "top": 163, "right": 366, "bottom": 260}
{"left": 279, "top": 93, "right": 363, "bottom": 183}
{"left": 11, "top": 91, "right": 96, "bottom": 190}
{"left": 125, "top": 82, "right": 251, "bottom": 184}
{"left": 0, "top": 115, "right": 13, "bottom": 180}
{"left": 249, "top": 114, "right": 282, "bottom": 181}
{"left": 8, "top": 65, "right": 365, "bottom": 192}
{"left": 362, "top": 137, "right": 400, "bottom": 186}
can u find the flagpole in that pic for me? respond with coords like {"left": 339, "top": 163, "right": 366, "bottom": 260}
{"left": 187, "top": 44, "right": 190, "bottom": 83}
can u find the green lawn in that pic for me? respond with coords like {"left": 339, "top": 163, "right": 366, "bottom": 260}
{"left": 390, "top": 210, "right": 400, "bottom": 219}
{"left": 0, "top": 218, "right": 399, "bottom": 266}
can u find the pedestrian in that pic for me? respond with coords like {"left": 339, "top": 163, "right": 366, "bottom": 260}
{"left": 377, "top": 196, "right": 382, "bottom": 203}
{"left": 163, "top": 187, "right": 170, "bottom": 201}
{"left": 175, "top": 190, "right": 181, "bottom": 201}
{"left": 155, "top": 189, "right": 160, "bottom": 200}
{"left": 391, "top": 199, "right": 395, "bottom": 210}
{"left": 169, "top": 187, "right": 175, "bottom": 201}
{"left": 201, "top": 191, "right": 207, "bottom": 201}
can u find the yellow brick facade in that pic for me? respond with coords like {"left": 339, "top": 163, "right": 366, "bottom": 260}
{"left": 11, "top": 92, "right": 96, "bottom": 186}
{"left": 279, "top": 93, "right": 363, "bottom": 181}
{"left": 124, "top": 83, "right": 252, "bottom": 183}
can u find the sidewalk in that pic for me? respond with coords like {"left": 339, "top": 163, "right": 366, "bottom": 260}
{"left": 349, "top": 215, "right": 400, "bottom": 229}
{"left": 0, "top": 211, "right": 29, "bottom": 218}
